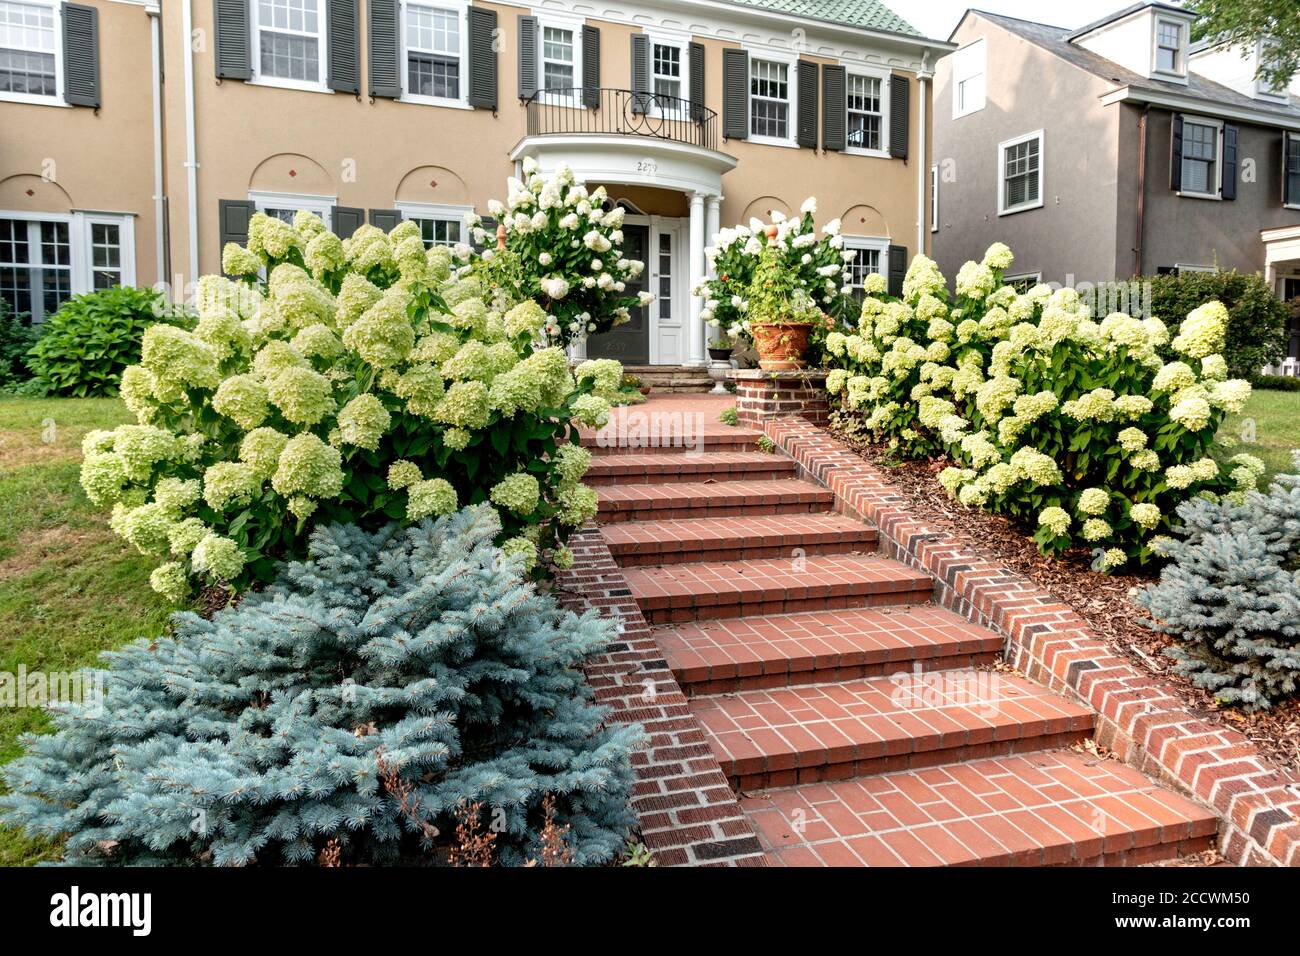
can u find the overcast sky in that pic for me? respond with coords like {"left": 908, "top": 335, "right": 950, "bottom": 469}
{"left": 882, "top": 0, "right": 1136, "bottom": 41}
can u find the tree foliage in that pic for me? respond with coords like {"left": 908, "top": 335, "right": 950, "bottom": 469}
{"left": 1185, "top": 0, "right": 1300, "bottom": 90}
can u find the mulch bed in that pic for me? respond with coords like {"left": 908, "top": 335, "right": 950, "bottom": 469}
{"left": 830, "top": 424, "right": 1300, "bottom": 776}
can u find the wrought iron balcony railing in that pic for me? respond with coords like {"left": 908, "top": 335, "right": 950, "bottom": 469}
{"left": 524, "top": 87, "right": 719, "bottom": 152}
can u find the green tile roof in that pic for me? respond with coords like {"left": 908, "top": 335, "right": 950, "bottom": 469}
{"left": 718, "top": 0, "right": 922, "bottom": 37}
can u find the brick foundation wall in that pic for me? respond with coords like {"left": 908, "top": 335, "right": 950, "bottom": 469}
{"left": 556, "top": 524, "right": 767, "bottom": 867}
{"left": 731, "top": 370, "right": 829, "bottom": 429}
{"left": 764, "top": 416, "right": 1300, "bottom": 868}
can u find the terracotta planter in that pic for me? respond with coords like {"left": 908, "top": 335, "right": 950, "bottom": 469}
{"left": 751, "top": 322, "right": 813, "bottom": 371}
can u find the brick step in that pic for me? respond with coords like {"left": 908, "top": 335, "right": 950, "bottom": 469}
{"left": 597, "top": 480, "right": 834, "bottom": 525}
{"left": 743, "top": 750, "right": 1218, "bottom": 867}
{"left": 580, "top": 428, "right": 761, "bottom": 455}
{"left": 603, "top": 513, "right": 877, "bottom": 567}
{"left": 624, "top": 554, "right": 934, "bottom": 625}
{"left": 585, "top": 452, "right": 796, "bottom": 487}
{"left": 660, "top": 605, "right": 1004, "bottom": 695}
{"left": 691, "top": 672, "right": 1094, "bottom": 791}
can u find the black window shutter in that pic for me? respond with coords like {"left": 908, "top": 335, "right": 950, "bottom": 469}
{"left": 630, "top": 34, "right": 649, "bottom": 113}
{"left": 689, "top": 42, "right": 705, "bottom": 123}
{"left": 887, "top": 245, "right": 908, "bottom": 298}
{"left": 889, "top": 74, "right": 909, "bottom": 160}
{"left": 1170, "top": 114, "right": 1184, "bottom": 192}
{"left": 722, "top": 48, "right": 748, "bottom": 141}
{"left": 797, "top": 60, "right": 818, "bottom": 149}
{"left": 61, "top": 3, "right": 100, "bottom": 108}
{"left": 218, "top": 200, "right": 256, "bottom": 255}
{"left": 822, "top": 65, "right": 846, "bottom": 151}
{"left": 368, "top": 0, "right": 400, "bottom": 99}
{"left": 518, "top": 15, "right": 538, "bottom": 99}
{"left": 467, "top": 6, "right": 498, "bottom": 110}
{"left": 1285, "top": 133, "right": 1298, "bottom": 207}
{"left": 582, "top": 25, "right": 600, "bottom": 109}
{"left": 1221, "top": 124, "right": 1238, "bottom": 201}
{"left": 368, "top": 209, "right": 403, "bottom": 232}
{"left": 332, "top": 206, "right": 365, "bottom": 238}
{"left": 213, "top": 0, "right": 251, "bottom": 81}
{"left": 327, "top": 0, "right": 360, "bottom": 94}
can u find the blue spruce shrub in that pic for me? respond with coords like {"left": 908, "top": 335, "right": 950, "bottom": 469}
{"left": 1138, "top": 452, "right": 1300, "bottom": 711}
{"left": 0, "top": 505, "right": 641, "bottom": 866}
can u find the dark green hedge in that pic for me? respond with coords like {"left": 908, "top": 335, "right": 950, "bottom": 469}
{"left": 1147, "top": 271, "right": 1289, "bottom": 380}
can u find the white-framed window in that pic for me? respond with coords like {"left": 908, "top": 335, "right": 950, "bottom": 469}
{"left": 397, "top": 202, "right": 471, "bottom": 248}
{"left": 843, "top": 235, "right": 889, "bottom": 299}
{"left": 250, "top": 191, "right": 335, "bottom": 228}
{"left": 998, "top": 130, "right": 1043, "bottom": 216}
{"left": 252, "top": 0, "right": 328, "bottom": 91}
{"left": 951, "top": 38, "right": 985, "bottom": 119}
{"left": 656, "top": 232, "right": 673, "bottom": 320}
{"left": 401, "top": 0, "right": 468, "bottom": 107}
{"left": 930, "top": 164, "right": 939, "bottom": 233}
{"left": 749, "top": 52, "right": 795, "bottom": 146}
{"left": 1179, "top": 115, "right": 1222, "bottom": 200}
{"left": 0, "top": 0, "right": 64, "bottom": 106}
{"left": 1256, "top": 38, "right": 1288, "bottom": 101}
{"left": 845, "top": 71, "right": 886, "bottom": 155}
{"left": 1153, "top": 17, "right": 1186, "bottom": 77}
{"left": 1286, "top": 134, "right": 1300, "bottom": 210}
{"left": 1173, "top": 263, "right": 1217, "bottom": 274}
{"left": 534, "top": 15, "right": 582, "bottom": 105}
{"left": 652, "top": 39, "right": 684, "bottom": 101}
{"left": 1006, "top": 272, "right": 1042, "bottom": 293}
{"left": 0, "top": 210, "right": 135, "bottom": 323}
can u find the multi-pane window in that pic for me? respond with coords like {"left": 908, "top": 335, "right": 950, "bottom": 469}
{"left": 541, "top": 26, "right": 574, "bottom": 92}
{"left": 1181, "top": 119, "right": 1218, "bottom": 196}
{"left": 653, "top": 43, "right": 682, "bottom": 100}
{"left": 413, "top": 217, "right": 462, "bottom": 248}
{"left": 844, "top": 243, "right": 882, "bottom": 299}
{"left": 1001, "top": 133, "right": 1041, "bottom": 212}
{"left": 1287, "top": 135, "right": 1300, "bottom": 207}
{"left": 406, "top": 3, "right": 460, "bottom": 100}
{"left": 0, "top": 218, "right": 72, "bottom": 323}
{"left": 256, "top": 0, "right": 322, "bottom": 84}
{"left": 90, "top": 222, "right": 122, "bottom": 290}
{"left": 846, "top": 74, "right": 883, "bottom": 151}
{"left": 750, "top": 58, "right": 790, "bottom": 140}
{"left": 657, "top": 234, "right": 672, "bottom": 320}
{"left": 1155, "top": 19, "right": 1184, "bottom": 74}
{"left": 0, "top": 0, "right": 57, "bottom": 98}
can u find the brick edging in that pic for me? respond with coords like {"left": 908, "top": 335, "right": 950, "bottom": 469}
{"left": 556, "top": 524, "right": 767, "bottom": 867}
{"left": 763, "top": 415, "right": 1300, "bottom": 868}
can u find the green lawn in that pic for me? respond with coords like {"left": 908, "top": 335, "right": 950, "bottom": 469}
{"left": 1219, "top": 388, "right": 1300, "bottom": 480}
{"left": 0, "top": 396, "right": 182, "bottom": 866}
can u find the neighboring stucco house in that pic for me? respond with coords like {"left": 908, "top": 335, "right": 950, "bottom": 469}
{"left": 931, "top": 3, "right": 1300, "bottom": 324}
{"left": 0, "top": 0, "right": 950, "bottom": 372}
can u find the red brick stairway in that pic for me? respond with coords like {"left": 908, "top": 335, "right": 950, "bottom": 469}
{"left": 582, "top": 413, "right": 1219, "bottom": 867}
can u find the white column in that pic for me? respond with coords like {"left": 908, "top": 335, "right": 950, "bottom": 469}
{"left": 687, "top": 191, "right": 707, "bottom": 366}
{"left": 705, "top": 196, "right": 721, "bottom": 278}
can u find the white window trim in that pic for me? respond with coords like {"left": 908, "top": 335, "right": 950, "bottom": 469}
{"left": 249, "top": 0, "right": 332, "bottom": 94}
{"left": 1151, "top": 16, "right": 1188, "bottom": 80}
{"left": 951, "top": 38, "right": 985, "bottom": 120}
{"left": 843, "top": 66, "right": 889, "bottom": 159}
{"left": 396, "top": 201, "right": 472, "bottom": 246}
{"left": 535, "top": 11, "right": 584, "bottom": 109}
{"left": 1174, "top": 263, "right": 1218, "bottom": 274}
{"left": 1255, "top": 38, "right": 1290, "bottom": 103}
{"left": 843, "top": 234, "right": 889, "bottom": 291}
{"left": 746, "top": 47, "right": 798, "bottom": 149}
{"left": 998, "top": 129, "right": 1044, "bottom": 217}
{"left": 399, "top": 0, "right": 472, "bottom": 110}
{"left": 929, "top": 164, "right": 939, "bottom": 233}
{"left": 1006, "top": 271, "right": 1042, "bottom": 290}
{"left": 0, "top": 209, "right": 136, "bottom": 320}
{"left": 1177, "top": 114, "right": 1223, "bottom": 201}
{"left": 645, "top": 31, "right": 690, "bottom": 118}
{"left": 0, "top": 0, "right": 68, "bottom": 107}
{"left": 249, "top": 190, "right": 336, "bottom": 228}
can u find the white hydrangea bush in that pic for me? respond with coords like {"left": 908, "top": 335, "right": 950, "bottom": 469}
{"left": 825, "top": 242, "right": 1256, "bottom": 572}
{"left": 471, "top": 159, "right": 652, "bottom": 347}
{"left": 82, "top": 211, "right": 624, "bottom": 600}
{"left": 698, "top": 198, "right": 854, "bottom": 358}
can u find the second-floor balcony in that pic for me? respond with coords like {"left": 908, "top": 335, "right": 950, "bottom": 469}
{"left": 524, "top": 88, "right": 720, "bottom": 153}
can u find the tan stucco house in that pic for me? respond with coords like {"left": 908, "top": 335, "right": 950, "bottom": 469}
{"left": 0, "top": 0, "right": 950, "bottom": 367}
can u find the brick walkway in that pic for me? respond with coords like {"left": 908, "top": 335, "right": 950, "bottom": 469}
{"left": 579, "top": 396, "right": 1218, "bottom": 866}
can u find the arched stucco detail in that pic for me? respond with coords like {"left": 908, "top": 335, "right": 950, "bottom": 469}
{"left": 395, "top": 165, "right": 471, "bottom": 205}
{"left": 741, "top": 195, "right": 791, "bottom": 225}
{"left": 248, "top": 153, "right": 335, "bottom": 196}
{"left": 838, "top": 203, "right": 889, "bottom": 239}
{"left": 0, "top": 174, "right": 75, "bottom": 213}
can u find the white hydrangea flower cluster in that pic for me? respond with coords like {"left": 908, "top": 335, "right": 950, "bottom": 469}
{"left": 87, "top": 210, "right": 621, "bottom": 600}
{"left": 824, "top": 242, "right": 1252, "bottom": 571}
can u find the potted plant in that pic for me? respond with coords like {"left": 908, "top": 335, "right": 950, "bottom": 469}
{"left": 746, "top": 230, "right": 816, "bottom": 371}
{"left": 707, "top": 335, "right": 734, "bottom": 364}
{"left": 623, "top": 372, "right": 650, "bottom": 397}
